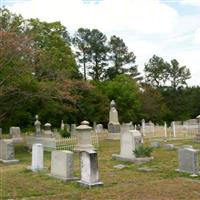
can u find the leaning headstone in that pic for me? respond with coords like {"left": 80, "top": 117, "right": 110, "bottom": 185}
{"left": 74, "top": 121, "right": 94, "bottom": 152}
{"left": 0, "top": 139, "right": 19, "bottom": 164}
{"left": 50, "top": 150, "right": 77, "bottom": 181}
{"left": 177, "top": 147, "right": 199, "bottom": 176}
{"left": 107, "top": 100, "right": 120, "bottom": 140}
{"left": 78, "top": 150, "right": 103, "bottom": 187}
{"left": 29, "top": 143, "right": 43, "bottom": 171}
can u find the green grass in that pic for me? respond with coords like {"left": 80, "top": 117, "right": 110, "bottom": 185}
{"left": 1, "top": 139, "right": 200, "bottom": 200}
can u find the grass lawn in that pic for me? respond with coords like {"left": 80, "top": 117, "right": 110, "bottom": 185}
{"left": 1, "top": 139, "right": 200, "bottom": 200}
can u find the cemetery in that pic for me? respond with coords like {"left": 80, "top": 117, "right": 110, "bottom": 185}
{"left": 1, "top": 4, "right": 200, "bottom": 200}
{"left": 1, "top": 100, "right": 200, "bottom": 199}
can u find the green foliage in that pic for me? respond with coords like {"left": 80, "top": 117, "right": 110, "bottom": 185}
{"left": 102, "top": 74, "right": 141, "bottom": 122}
{"left": 105, "top": 35, "right": 141, "bottom": 81}
{"left": 60, "top": 129, "right": 71, "bottom": 138}
{"left": 133, "top": 145, "right": 153, "bottom": 158}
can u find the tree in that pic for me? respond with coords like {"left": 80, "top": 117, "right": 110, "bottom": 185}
{"left": 167, "top": 59, "right": 191, "bottom": 90}
{"left": 26, "top": 19, "right": 80, "bottom": 81}
{"left": 144, "top": 55, "right": 169, "bottom": 87}
{"left": 102, "top": 75, "right": 141, "bottom": 122}
{"left": 105, "top": 35, "right": 141, "bottom": 80}
{"left": 73, "top": 28, "right": 91, "bottom": 81}
{"left": 88, "top": 29, "right": 109, "bottom": 81}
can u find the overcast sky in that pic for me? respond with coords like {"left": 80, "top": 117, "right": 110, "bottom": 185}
{"left": 1, "top": 0, "right": 200, "bottom": 86}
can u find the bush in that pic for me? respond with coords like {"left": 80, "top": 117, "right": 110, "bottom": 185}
{"left": 60, "top": 129, "right": 71, "bottom": 138}
{"left": 133, "top": 145, "right": 153, "bottom": 158}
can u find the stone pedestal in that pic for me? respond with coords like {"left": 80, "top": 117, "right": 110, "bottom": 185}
{"left": 78, "top": 150, "right": 103, "bottom": 187}
{"left": 0, "top": 139, "right": 19, "bottom": 164}
{"left": 74, "top": 121, "right": 94, "bottom": 152}
{"left": 30, "top": 143, "right": 43, "bottom": 171}
{"left": 50, "top": 150, "right": 77, "bottom": 181}
{"left": 177, "top": 147, "right": 199, "bottom": 175}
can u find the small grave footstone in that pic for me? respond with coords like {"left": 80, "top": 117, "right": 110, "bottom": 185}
{"left": 78, "top": 150, "right": 103, "bottom": 187}
{"left": 138, "top": 167, "right": 154, "bottom": 172}
{"left": 50, "top": 150, "right": 77, "bottom": 181}
{"left": 177, "top": 147, "right": 199, "bottom": 175}
{"left": 151, "top": 141, "right": 160, "bottom": 148}
{"left": 163, "top": 144, "right": 175, "bottom": 150}
{"left": 0, "top": 139, "right": 19, "bottom": 164}
{"left": 113, "top": 164, "right": 126, "bottom": 169}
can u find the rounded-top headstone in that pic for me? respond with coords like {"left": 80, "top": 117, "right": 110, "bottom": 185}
{"left": 196, "top": 115, "right": 200, "bottom": 119}
{"left": 44, "top": 123, "right": 51, "bottom": 127}
{"left": 76, "top": 120, "right": 92, "bottom": 130}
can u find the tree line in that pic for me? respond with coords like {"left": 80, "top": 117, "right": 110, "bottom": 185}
{"left": 0, "top": 8, "right": 199, "bottom": 131}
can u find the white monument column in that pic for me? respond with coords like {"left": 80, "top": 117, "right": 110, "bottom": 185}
{"left": 31, "top": 143, "right": 43, "bottom": 171}
{"left": 172, "top": 121, "right": 176, "bottom": 138}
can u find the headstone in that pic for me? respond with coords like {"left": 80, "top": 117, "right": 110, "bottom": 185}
{"left": 74, "top": 121, "right": 94, "bottom": 152}
{"left": 195, "top": 115, "right": 200, "bottom": 142}
{"left": 30, "top": 143, "right": 43, "bottom": 171}
{"left": 95, "top": 124, "right": 103, "bottom": 134}
{"left": 163, "top": 144, "right": 175, "bottom": 150}
{"left": 0, "top": 139, "right": 19, "bottom": 164}
{"left": 10, "top": 127, "right": 22, "bottom": 143}
{"left": 0, "top": 128, "right": 2, "bottom": 139}
{"left": 107, "top": 100, "right": 120, "bottom": 139}
{"left": 93, "top": 121, "right": 97, "bottom": 130}
{"left": 172, "top": 121, "right": 176, "bottom": 137}
{"left": 112, "top": 127, "right": 143, "bottom": 162}
{"left": 141, "top": 119, "right": 145, "bottom": 136}
{"left": 177, "top": 147, "right": 199, "bottom": 175}
{"left": 34, "top": 115, "right": 41, "bottom": 137}
{"left": 61, "top": 120, "right": 65, "bottom": 131}
{"left": 53, "top": 129, "right": 62, "bottom": 139}
{"left": 151, "top": 141, "right": 160, "bottom": 148}
{"left": 71, "top": 124, "right": 76, "bottom": 136}
{"left": 50, "top": 150, "right": 77, "bottom": 181}
{"left": 44, "top": 123, "right": 54, "bottom": 137}
{"left": 66, "top": 124, "right": 70, "bottom": 133}
{"left": 78, "top": 150, "right": 103, "bottom": 187}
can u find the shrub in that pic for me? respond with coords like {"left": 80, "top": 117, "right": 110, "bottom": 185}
{"left": 60, "top": 129, "right": 71, "bottom": 138}
{"left": 133, "top": 145, "right": 153, "bottom": 158}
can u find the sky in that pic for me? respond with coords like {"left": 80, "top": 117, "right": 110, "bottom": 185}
{"left": 1, "top": 0, "right": 200, "bottom": 86}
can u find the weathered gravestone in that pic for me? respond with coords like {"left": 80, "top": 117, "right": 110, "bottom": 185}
{"left": 177, "top": 147, "right": 199, "bottom": 176}
{"left": 50, "top": 150, "right": 77, "bottom": 181}
{"left": 112, "top": 124, "right": 146, "bottom": 162}
{"left": 163, "top": 144, "right": 175, "bottom": 150}
{"left": 61, "top": 120, "right": 65, "bottom": 131}
{"left": 107, "top": 100, "right": 120, "bottom": 140}
{"left": 29, "top": 143, "right": 44, "bottom": 171}
{"left": 78, "top": 150, "right": 103, "bottom": 187}
{"left": 95, "top": 124, "right": 103, "bottom": 134}
{"left": 151, "top": 141, "right": 161, "bottom": 148}
{"left": 74, "top": 121, "right": 94, "bottom": 152}
{"left": 10, "top": 127, "right": 22, "bottom": 143}
{"left": 71, "top": 124, "right": 76, "bottom": 136}
{"left": 0, "top": 139, "right": 19, "bottom": 164}
{"left": 44, "top": 123, "right": 54, "bottom": 137}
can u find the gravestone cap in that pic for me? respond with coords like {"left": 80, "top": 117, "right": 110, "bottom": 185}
{"left": 110, "top": 100, "right": 116, "bottom": 107}
{"left": 76, "top": 120, "right": 92, "bottom": 130}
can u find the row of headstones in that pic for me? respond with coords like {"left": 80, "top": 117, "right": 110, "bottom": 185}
{"left": 29, "top": 143, "right": 103, "bottom": 187}
{"left": 29, "top": 120, "right": 103, "bottom": 187}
